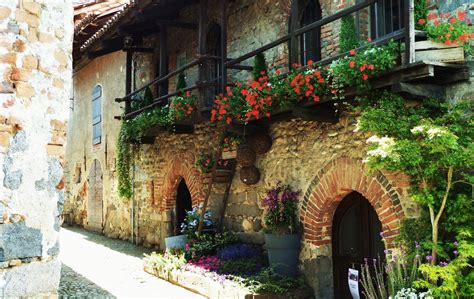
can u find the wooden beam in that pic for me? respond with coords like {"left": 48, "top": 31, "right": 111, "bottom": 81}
{"left": 125, "top": 50, "right": 132, "bottom": 114}
{"left": 155, "top": 20, "right": 197, "bottom": 29}
{"left": 159, "top": 24, "right": 168, "bottom": 97}
{"left": 289, "top": 0, "right": 299, "bottom": 67}
{"left": 197, "top": 0, "right": 209, "bottom": 111}
{"left": 220, "top": 0, "right": 228, "bottom": 93}
{"left": 292, "top": 105, "right": 339, "bottom": 123}
{"left": 391, "top": 82, "right": 446, "bottom": 99}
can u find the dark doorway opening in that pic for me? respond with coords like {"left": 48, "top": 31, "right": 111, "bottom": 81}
{"left": 332, "top": 192, "right": 385, "bottom": 298}
{"left": 175, "top": 179, "right": 192, "bottom": 235}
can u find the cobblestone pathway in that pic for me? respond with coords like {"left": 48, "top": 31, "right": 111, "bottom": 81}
{"left": 58, "top": 227, "right": 204, "bottom": 298}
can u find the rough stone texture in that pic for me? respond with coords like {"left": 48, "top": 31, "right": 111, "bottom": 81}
{"left": 64, "top": 0, "right": 473, "bottom": 298}
{"left": 0, "top": 0, "right": 73, "bottom": 296}
{"left": 0, "top": 259, "right": 61, "bottom": 297}
{"left": 0, "top": 222, "right": 42, "bottom": 262}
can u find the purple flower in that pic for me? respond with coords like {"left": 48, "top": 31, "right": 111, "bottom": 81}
{"left": 453, "top": 250, "right": 459, "bottom": 256}
{"left": 439, "top": 261, "right": 448, "bottom": 267}
{"left": 454, "top": 241, "right": 459, "bottom": 247}
{"left": 379, "top": 231, "right": 384, "bottom": 237}
{"left": 425, "top": 255, "right": 433, "bottom": 262}
{"left": 415, "top": 241, "right": 420, "bottom": 249}
{"left": 415, "top": 254, "right": 420, "bottom": 260}
{"left": 384, "top": 249, "right": 389, "bottom": 255}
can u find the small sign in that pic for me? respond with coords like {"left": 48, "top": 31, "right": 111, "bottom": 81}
{"left": 348, "top": 268, "right": 360, "bottom": 299}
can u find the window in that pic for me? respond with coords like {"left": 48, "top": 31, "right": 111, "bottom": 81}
{"left": 300, "top": 0, "right": 322, "bottom": 64}
{"left": 92, "top": 85, "right": 102, "bottom": 145}
{"left": 371, "top": 0, "right": 404, "bottom": 39}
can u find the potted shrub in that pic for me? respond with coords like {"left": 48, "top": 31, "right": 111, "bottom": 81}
{"left": 262, "top": 182, "right": 301, "bottom": 277}
{"left": 166, "top": 205, "right": 214, "bottom": 250}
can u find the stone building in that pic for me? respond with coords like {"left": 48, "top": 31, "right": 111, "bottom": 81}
{"left": 0, "top": 0, "right": 72, "bottom": 297}
{"left": 65, "top": 0, "right": 473, "bottom": 297}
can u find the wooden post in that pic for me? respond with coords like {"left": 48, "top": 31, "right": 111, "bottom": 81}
{"left": 159, "top": 24, "right": 168, "bottom": 97}
{"left": 197, "top": 0, "right": 209, "bottom": 110}
{"left": 404, "top": 0, "right": 415, "bottom": 65}
{"left": 290, "top": 0, "right": 299, "bottom": 68}
{"left": 220, "top": 0, "right": 228, "bottom": 94}
{"left": 125, "top": 50, "right": 132, "bottom": 114}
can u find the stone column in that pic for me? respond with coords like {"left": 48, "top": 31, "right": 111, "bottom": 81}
{"left": 0, "top": 0, "right": 72, "bottom": 297}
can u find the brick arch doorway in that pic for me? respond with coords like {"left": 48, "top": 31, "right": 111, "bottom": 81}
{"left": 175, "top": 179, "right": 192, "bottom": 235}
{"left": 87, "top": 159, "right": 103, "bottom": 232}
{"left": 332, "top": 191, "right": 384, "bottom": 299}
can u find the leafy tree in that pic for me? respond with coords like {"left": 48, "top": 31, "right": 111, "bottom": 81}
{"left": 358, "top": 93, "right": 474, "bottom": 297}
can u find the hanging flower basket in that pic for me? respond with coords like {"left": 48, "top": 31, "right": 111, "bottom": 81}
{"left": 236, "top": 143, "right": 256, "bottom": 167}
{"left": 248, "top": 131, "right": 272, "bottom": 154}
{"left": 240, "top": 166, "right": 260, "bottom": 185}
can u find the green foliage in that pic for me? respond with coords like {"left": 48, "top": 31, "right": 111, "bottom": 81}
{"left": 131, "top": 86, "right": 154, "bottom": 111}
{"left": 218, "top": 256, "right": 265, "bottom": 276}
{"left": 238, "top": 268, "right": 306, "bottom": 294}
{"left": 185, "top": 231, "right": 238, "bottom": 260}
{"left": 339, "top": 15, "right": 359, "bottom": 53}
{"left": 144, "top": 251, "right": 187, "bottom": 275}
{"left": 117, "top": 124, "right": 132, "bottom": 198}
{"left": 176, "top": 72, "right": 186, "bottom": 91}
{"left": 414, "top": 0, "right": 428, "bottom": 30}
{"left": 414, "top": 230, "right": 474, "bottom": 297}
{"left": 253, "top": 52, "right": 268, "bottom": 80}
{"left": 195, "top": 152, "right": 215, "bottom": 173}
{"left": 358, "top": 93, "right": 474, "bottom": 297}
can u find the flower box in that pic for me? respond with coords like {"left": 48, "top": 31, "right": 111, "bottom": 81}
{"left": 221, "top": 149, "right": 237, "bottom": 160}
{"left": 411, "top": 40, "right": 465, "bottom": 64}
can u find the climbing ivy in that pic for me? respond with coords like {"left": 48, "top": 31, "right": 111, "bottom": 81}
{"left": 339, "top": 15, "right": 359, "bottom": 53}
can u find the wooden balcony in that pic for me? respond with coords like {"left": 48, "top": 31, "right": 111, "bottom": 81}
{"left": 111, "top": 0, "right": 470, "bottom": 140}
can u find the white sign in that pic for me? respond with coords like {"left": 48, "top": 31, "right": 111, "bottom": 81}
{"left": 348, "top": 268, "right": 360, "bottom": 299}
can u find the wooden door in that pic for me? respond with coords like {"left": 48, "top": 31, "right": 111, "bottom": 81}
{"left": 87, "top": 159, "right": 103, "bottom": 232}
{"left": 332, "top": 192, "right": 384, "bottom": 298}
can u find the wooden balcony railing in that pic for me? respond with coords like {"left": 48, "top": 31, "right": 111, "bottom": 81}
{"left": 116, "top": 0, "right": 416, "bottom": 122}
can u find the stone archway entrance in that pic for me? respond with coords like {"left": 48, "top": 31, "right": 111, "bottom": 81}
{"left": 175, "top": 179, "right": 192, "bottom": 235}
{"left": 87, "top": 159, "right": 103, "bottom": 232}
{"left": 332, "top": 192, "right": 384, "bottom": 298}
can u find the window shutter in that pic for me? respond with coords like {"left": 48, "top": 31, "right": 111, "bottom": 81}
{"left": 92, "top": 85, "right": 102, "bottom": 145}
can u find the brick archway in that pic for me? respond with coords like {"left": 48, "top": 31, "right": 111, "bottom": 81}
{"left": 300, "top": 157, "right": 406, "bottom": 248}
{"left": 158, "top": 155, "right": 205, "bottom": 211}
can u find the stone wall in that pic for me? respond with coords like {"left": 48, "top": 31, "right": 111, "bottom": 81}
{"left": 64, "top": 51, "right": 128, "bottom": 238}
{"left": 0, "top": 0, "right": 72, "bottom": 297}
{"left": 64, "top": 0, "right": 473, "bottom": 297}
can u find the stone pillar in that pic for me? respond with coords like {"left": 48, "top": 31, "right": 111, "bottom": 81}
{"left": 0, "top": 0, "right": 72, "bottom": 297}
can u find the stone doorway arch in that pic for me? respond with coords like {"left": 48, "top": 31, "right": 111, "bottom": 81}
{"left": 86, "top": 159, "right": 103, "bottom": 232}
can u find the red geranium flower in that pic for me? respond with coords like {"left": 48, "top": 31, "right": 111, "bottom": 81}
{"left": 428, "top": 13, "right": 437, "bottom": 20}
{"left": 349, "top": 60, "right": 355, "bottom": 68}
{"left": 458, "top": 10, "right": 466, "bottom": 21}
{"left": 349, "top": 49, "right": 356, "bottom": 56}
{"left": 417, "top": 18, "right": 426, "bottom": 25}
{"left": 307, "top": 59, "right": 314, "bottom": 65}
{"left": 362, "top": 74, "right": 368, "bottom": 81}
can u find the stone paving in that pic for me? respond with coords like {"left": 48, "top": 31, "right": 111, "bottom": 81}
{"left": 58, "top": 226, "right": 205, "bottom": 298}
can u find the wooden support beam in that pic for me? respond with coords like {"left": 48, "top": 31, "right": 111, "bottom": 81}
{"left": 155, "top": 20, "right": 197, "bottom": 29}
{"left": 289, "top": 0, "right": 299, "bottom": 67}
{"left": 197, "top": 0, "right": 209, "bottom": 112}
{"left": 125, "top": 50, "right": 132, "bottom": 114}
{"left": 220, "top": 0, "right": 228, "bottom": 93}
{"left": 159, "top": 24, "right": 168, "bottom": 97}
{"left": 292, "top": 105, "right": 339, "bottom": 123}
{"left": 391, "top": 82, "right": 446, "bottom": 99}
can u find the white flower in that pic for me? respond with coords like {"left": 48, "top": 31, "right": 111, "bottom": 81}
{"left": 411, "top": 125, "right": 425, "bottom": 134}
{"left": 366, "top": 135, "right": 397, "bottom": 159}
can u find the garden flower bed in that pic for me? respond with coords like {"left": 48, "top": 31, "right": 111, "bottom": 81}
{"left": 143, "top": 242, "right": 314, "bottom": 299}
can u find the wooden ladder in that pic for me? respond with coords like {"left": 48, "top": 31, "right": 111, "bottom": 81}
{"left": 198, "top": 125, "right": 237, "bottom": 234}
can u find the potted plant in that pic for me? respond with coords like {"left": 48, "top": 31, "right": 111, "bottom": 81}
{"left": 166, "top": 205, "right": 214, "bottom": 250}
{"left": 262, "top": 182, "right": 301, "bottom": 277}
